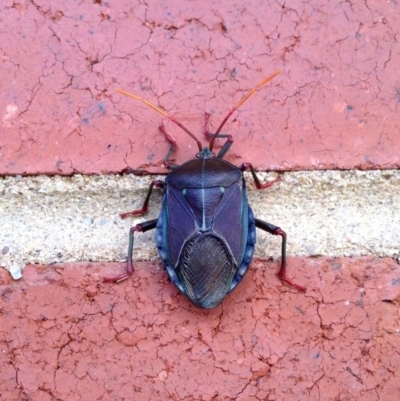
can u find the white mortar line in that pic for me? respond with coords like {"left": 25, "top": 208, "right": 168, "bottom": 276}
{"left": 1, "top": 170, "right": 399, "bottom": 279}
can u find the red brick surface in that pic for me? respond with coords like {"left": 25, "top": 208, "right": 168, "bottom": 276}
{"left": 1, "top": 258, "right": 399, "bottom": 400}
{"left": 2, "top": 1, "right": 400, "bottom": 400}
{"left": 1, "top": 0, "right": 400, "bottom": 175}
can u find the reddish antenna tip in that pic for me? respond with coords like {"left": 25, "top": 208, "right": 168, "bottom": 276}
{"left": 116, "top": 88, "right": 202, "bottom": 152}
{"left": 209, "top": 70, "right": 281, "bottom": 151}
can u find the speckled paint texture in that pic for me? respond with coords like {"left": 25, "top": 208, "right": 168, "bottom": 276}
{"left": 1, "top": 171, "right": 400, "bottom": 273}
{"left": 1, "top": 0, "right": 400, "bottom": 174}
{"left": 1, "top": 258, "right": 400, "bottom": 400}
{"left": 1, "top": 1, "right": 400, "bottom": 400}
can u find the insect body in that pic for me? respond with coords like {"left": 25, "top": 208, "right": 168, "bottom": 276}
{"left": 104, "top": 71, "right": 306, "bottom": 308}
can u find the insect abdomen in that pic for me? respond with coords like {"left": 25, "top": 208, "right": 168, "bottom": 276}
{"left": 177, "top": 234, "right": 236, "bottom": 308}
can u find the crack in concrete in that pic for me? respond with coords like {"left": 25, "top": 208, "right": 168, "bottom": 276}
{"left": 1, "top": 257, "right": 398, "bottom": 399}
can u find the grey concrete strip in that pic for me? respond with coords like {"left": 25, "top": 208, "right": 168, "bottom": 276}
{"left": 1, "top": 171, "right": 399, "bottom": 279}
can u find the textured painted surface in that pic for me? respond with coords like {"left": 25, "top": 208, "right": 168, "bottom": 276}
{"left": 1, "top": 170, "right": 400, "bottom": 275}
{"left": 1, "top": 0, "right": 400, "bottom": 175}
{"left": 1, "top": 1, "right": 400, "bottom": 400}
{"left": 1, "top": 258, "right": 399, "bottom": 400}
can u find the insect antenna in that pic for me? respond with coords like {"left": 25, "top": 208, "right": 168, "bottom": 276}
{"left": 116, "top": 88, "right": 203, "bottom": 151}
{"left": 209, "top": 70, "right": 281, "bottom": 151}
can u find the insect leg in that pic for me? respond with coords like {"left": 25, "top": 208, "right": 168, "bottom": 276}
{"left": 103, "top": 219, "right": 158, "bottom": 283}
{"left": 120, "top": 180, "right": 164, "bottom": 219}
{"left": 159, "top": 124, "right": 180, "bottom": 169}
{"left": 215, "top": 135, "right": 234, "bottom": 159}
{"left": 255, "top": 218, "right": 306, "bottom": 292}
{"left": 203, "top": 113, "right": 230, "bottom": 138}
{"left": 203, "top": 112, "right": 211, "bottom": 138}
{"left": 241, "top": 163, "right": 281, "bottom": 190}
{"left": 203, "top": 112, "right": 234, "bottom": 159}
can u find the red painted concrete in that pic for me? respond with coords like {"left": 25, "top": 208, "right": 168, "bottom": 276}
{"left": 1, "top": 2, "right": 400, "bottom": 399}
{"left": 1, "top": 257, "right": 399, "bottom": 400}
{"left": 1, "top": 1, "right": 400, "bottom": 175}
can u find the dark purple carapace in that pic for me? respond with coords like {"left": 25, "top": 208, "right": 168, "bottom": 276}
{"left": 104, "top": 71, "right": 306, "bottom": 308}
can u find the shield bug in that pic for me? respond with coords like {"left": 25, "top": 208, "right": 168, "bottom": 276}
{"left": 104, "top": 71, "right": 306, "bottom": 308}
